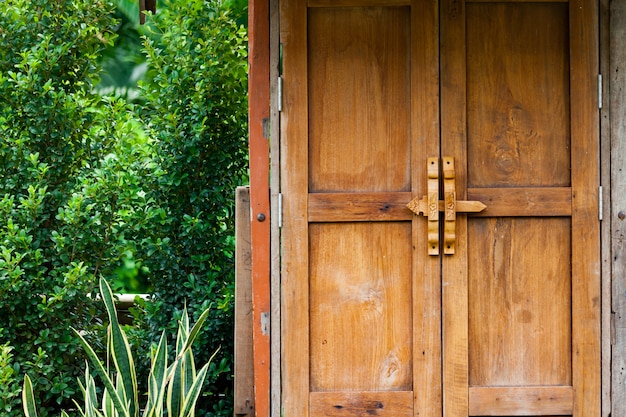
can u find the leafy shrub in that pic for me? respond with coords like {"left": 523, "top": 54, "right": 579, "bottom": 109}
{"left": 1, "top": 0, "right": 248, "bottom": 415}
{"left": 22, "top": 278, "right": 215, "bottom": 417}
{"left": 134, "top": 1, "right": 248, "bottom": 415}
{"left": 0, "top": 1, "right": 162, "bottom": 415}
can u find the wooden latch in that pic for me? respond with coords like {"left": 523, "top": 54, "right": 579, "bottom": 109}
{"left": 407, "top": 156, "right": 486, "bottom": 255}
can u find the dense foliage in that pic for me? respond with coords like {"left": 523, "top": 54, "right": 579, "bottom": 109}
{"left": 0, "top": 0, "right": 247, "bottom": 416}
{"left": 135, "top": 2, "right": 248, "bottom": 415}
{"left": 0, "top": 1, "right": 124, "bottom": 415}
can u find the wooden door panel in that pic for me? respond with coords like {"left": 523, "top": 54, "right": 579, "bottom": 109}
{"left": 466, "top": 3, "right": 571, "bottom": 188}
{"left": 308, "top": 7, "right": 411, "bottom": 193}
{"left": 468, "top": 217, "right": 572, "bottom": 386}
{"left": 310, "top": 222, "right": 413, "bottom": 392}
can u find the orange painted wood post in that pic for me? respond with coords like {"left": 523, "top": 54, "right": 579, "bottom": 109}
{"left": 248, "top": 0, "right": 271, "bottom": 416}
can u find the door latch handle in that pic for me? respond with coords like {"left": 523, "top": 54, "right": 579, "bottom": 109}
{"left": 442, "top": 156, "right": 456, "bottom": 255}
{"left": 407, "top": 156, "right": 487, "bottom": 255}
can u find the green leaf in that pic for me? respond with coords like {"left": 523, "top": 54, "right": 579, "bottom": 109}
{"left": 178, "top": 363, "right": 209, "bottom": 417}
{"left": 99, "top": 277, "right": 138, "bottom": 417}
{"left": 22, "top": 375, "right": 38, "bottom": 417}
{"left": 72, "top": 327, "right": 128, "bottom": 416}
{"left": 180, "top": 308, "right": 211, "bottom": 356}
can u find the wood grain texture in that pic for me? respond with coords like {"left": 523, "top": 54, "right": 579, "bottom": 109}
{"left": 248, "top": 0, "right": 271, "bottom": 413}
{"left": 569, "top": 2, "right": 601, "bottom": 417}
{"left": 410, "top": 2, "right": 442, "bottom": 417}
{"left": 234, "top": 187, "right": 254, "bottom": 417}
{"left": 467, "top": 187, "right": 572, "bottom": 217}
{"left": 269, "top": 0, "right": 281, "bottom": 414}
{"left": 308, "top": 7, "right": 411, "bottom": 193}
{"left": 308, "top": 192, "right": 412, "bottom": 222}
{"left": 440, "top": 1, "right": 469, "bottom": 416}
{"left": 309, "top": 0, "right": 410, "bottom": 6}
{"left": 468, "top": 386, "right": 574, "bottom": 416}
{"left": 309, "top": 222, "right": 413, "bottom": 391}
{"left": 466, "top": 3, "right": 570, "bottom": 189}
{"left": 279, "top": 0, "right": 310, "bottom": 415}
{"left": 310, "top": 391, "right": 413, "bottom": 417}
{"left": 611, "top": 1, "right": 626, "bottom": 416}
{"left": 599, "top": 1, "right": 611, "bottom": 416}
{"left": 468, "top": 217, "right": 572, "bottom": 386}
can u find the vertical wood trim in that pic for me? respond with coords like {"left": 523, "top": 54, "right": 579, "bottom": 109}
{"left": 611, "top": 1, "right": 626, "bottom": 415}
{"left": 235, "top": 187, "right": 255, "bottom": 417}
{"left": 440, "top": 1, "right": 469, "bottom": 416}
{"left": 269, "top": 0, "right": 281, "bottom": 415}
{"left": 280, "top": 0, "right": 309, "bottom": 415}
{"left": 599, "top": 0, "right": 611, "bottom": 415}
{"left": 249, "top": 0, "right": 271, "bottom": 415}
{"left": 411, "top": 1, "right": 442, "bottom": 417}
{"left": 569, "top": 2, "right": 601, "bottom": 417}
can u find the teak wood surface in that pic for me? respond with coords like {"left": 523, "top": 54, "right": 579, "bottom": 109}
{"left": 279, "top": 1, "right": 600, "bottom": 417}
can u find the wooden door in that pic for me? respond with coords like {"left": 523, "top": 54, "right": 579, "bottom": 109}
{"left": 279, "top": 1, "right": 600, "bottom": 417}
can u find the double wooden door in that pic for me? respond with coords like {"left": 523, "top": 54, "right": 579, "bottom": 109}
{"left": 279, "top": 1, "right": 600, "bottom": 416}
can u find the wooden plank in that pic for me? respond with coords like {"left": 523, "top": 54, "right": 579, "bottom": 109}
{"left": 279, "top": 0, "right": 310, "bottom": 415}
{"left": 468, "top": 386, "right": 574, "bottom": 416}
{"left": 611, "top": 1, "right": 626, "bottom": 416}
{"left": 569, "top": 3, "right": 601, "bottom": 417}
{"left": 249, "top": 0, "right": 271, "bottom": 415}
{"left": 309, "top": 0, "right": 410, "bottom": 7}
{"left": 599, "top": 0, "right": 611, "bottom": 415}
{"left": 467, "top": 187, "right": 572, "bottom": 217}
{"left": 468, "top": 0, "right": 567, "bottom": 3}
{"left": 234, "top": 187, "right": 255, "bottom": 417}
{"left": 248, "top": 0, "right": 271, "bottom": 414}
{"left": 410, "top": 2, "right": 442, "bottom": 417}
{"left": 308, "top": 192, "right": 412, "bottom": 222}
{"left": 310, "top": 391, "right": 413, "bottom": 417}
{"left": 269, "top": 0, "right": 281, "bottom": 414}
{"left": 440, "top": 1, "right": 469, "bottom": 416}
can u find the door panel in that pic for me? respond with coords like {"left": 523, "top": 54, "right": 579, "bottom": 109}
{"left": 466, "top": 3, "right": 571, "bottom": 188}
{"left": 308, "top": 7, "right": 411, "bottom": 193}
{"left": 310, "top": 222, "right": 413, "bottom": 392}
{"left": 280, "top": 1, "right": 599, "bottom": 417}
{"left": 468, "top": 217, "right": 572, "bottom": 386}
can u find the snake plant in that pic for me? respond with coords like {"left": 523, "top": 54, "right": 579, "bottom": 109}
{"left": 22, "top": 278, "right": 216, "bottom": 417}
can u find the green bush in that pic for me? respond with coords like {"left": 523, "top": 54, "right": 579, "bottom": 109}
{"left": 135, "top": 1, "right": 248, "bottom": 415}
{"left": 0, "top": 1, "right": 161, "bottom": 415}
{"left": 1, "top": 0, "right": 248, "bottom": 415}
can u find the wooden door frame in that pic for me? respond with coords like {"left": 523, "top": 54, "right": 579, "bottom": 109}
{"left": 240, "top": 1, "right": 624, "bottom": 416}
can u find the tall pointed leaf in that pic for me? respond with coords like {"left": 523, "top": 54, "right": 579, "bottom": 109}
{"left": 22, "top": 375, "right": 38, "bottom": 417}
{"left": 180, "top": 308, "right": 211, "bottom": 355}
{"left": 179, "top": 363, "right": 210, "bottom": 417}
{"left": 73, "top": 328, "right": 128, "bottom": 416}
{"left": 100, "top": 278, "right": 138, "bottom": 417}
{"left": 143, "top": 333, "right": 168, "bottom": 417}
